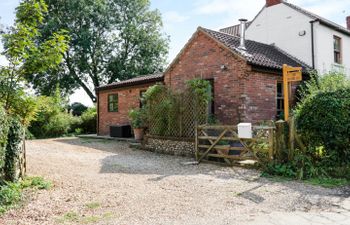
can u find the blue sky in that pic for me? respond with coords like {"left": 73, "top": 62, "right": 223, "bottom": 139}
{"left": 1, "top": 0, "right": 350, "bottom": 105}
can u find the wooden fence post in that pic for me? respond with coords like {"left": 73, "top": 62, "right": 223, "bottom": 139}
{"left": 288, "top": 116, "right": 295, "bottom": 161}
{"left": 268, "top": 127, "right": 274, "bottom": 161}
{"left": 195, "top": 123, "right": 199, "bottom": 161}
{"left": 275, "top": 120, "right": 287, "bottom": 160}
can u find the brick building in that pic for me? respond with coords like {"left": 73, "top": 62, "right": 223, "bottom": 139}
{"left": 96, "top": 74, "right": 163, "bottom": 135}
{"left": 96, "top": 26, "right": 309, "bottom": 136}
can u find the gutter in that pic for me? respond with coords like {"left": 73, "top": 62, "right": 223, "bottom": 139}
{"left": 96, "top": 76, "right": 164, "bottom": 92}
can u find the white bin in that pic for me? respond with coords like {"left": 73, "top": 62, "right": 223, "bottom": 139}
{"left": 238, "top": 123, "right": 252, "bottom": 139}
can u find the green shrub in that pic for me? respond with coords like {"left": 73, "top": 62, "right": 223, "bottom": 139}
{"left": 128, "top": 108, "right": 146, "bottom": 129}
{"left": 79, "top": 107, "right": 96, "bottom": 134}
{"left": 28, "top": 95, "right": 82, "bottom": 138}
{"left": 0, "top": 177, "right": 51, "bottom": 214}
{"left": 143, "top": 79, "right": 211, "bottom": 137}
{"left": 263, "top": 73, "right": 350, "bottom": 181}
{"left": 0, "top": 182, "right": 21, "bottom": 213}
{"left": 69, "top": 102, "right": 88, "bottom": 116}
{"left": 296, "top": 88, "right": 350, "bottom": 167}
{"left": 20, "top": 177, "right": 52, "bottom": 190}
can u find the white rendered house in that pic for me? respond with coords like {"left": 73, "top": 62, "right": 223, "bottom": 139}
{"left": 221, "top": 0, "right": 350, "bottom": 77}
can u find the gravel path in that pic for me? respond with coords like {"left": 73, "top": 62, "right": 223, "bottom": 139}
{"left": 1, "top": 138, "right": 349, "bottom": 225}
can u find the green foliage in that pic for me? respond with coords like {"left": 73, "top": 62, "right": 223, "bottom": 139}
{"left": 0, "top": 108, "right": 9, "bottom": 170}
{"left": 128, "top": 108, "right": 145, "bottom": 129}
{"left": 0, "top": 176, "right": 51, "bottom": 214}
{"left": 28, "top": 96, "right": 96, "bottom": 138}
{"left": 28, "top": 90, "right": 79, "bottom": 138}
{"left": 4, "top": 117, "right": 24, "bottom": 182}
{"left": 295, "top": 73, "right": 350, "bottom": 167}
{"left": 305, "top": 177, "right": 350, "bottom": 188}
{"left": 186, "top": 79, "right": 212, "bottom": 104}
{"left": 31, "top": 0, "right": 169, "bottom": 102}
{"left": 143, "top": 79, "right": 211, "bottom": 137}
{"left": 0, "top": 182, "right": 21, "bottom": 214}
{"left": 0, "top": 0, "right": 68, "bottom": 123}
{"left": 78, "top": 107, "right": 97, "bottom": 134}
{"left": 264, "top": 73, "right": 350, "bottom": 182}
{"left": 20, "top": 176, "right": 52, "bottom": 190}
{"left": 70, "top": 102, "right": 88, "bottom": 116}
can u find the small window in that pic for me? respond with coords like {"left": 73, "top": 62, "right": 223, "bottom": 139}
{"left": 276, "top": 82, "right": 284, "bottom": 119}
{"left": 334, "top": 36, "right": 342, "bottom": 64}
{"left": 108, "top": 94, "right": 118, "bottom": 112}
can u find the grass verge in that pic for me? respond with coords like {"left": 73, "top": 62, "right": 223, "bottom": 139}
{"left": 262, "top": 173, "right": 350, "bottom": 188}
{"left": 0, "top": 176, "right": 52, "bottom": 214}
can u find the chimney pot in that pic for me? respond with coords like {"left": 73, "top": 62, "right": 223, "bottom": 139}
{"left": 347, "top": 16, "right": 350, "bottom": 30}
{"left": 266, "top": 0, "right": 282, "bottom": 7}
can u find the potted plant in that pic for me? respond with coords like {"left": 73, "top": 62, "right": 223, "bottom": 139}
{"left": 128, "top": 108, "right": 145, "bottom": 140}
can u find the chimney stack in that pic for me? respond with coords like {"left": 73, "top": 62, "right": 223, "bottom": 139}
{"left": 347, "top": 16, "right": 350, "bottom": 30}
{"left": 238, "top": 18, "right": 248, "bottom": 51}
{"left": 266, "top": 0, "right": 282, "bottom": 7}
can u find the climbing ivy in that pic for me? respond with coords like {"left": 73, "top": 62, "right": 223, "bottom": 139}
{"left": 4, "top": 117, "right": 25, "bottom": 182}
{"left": 143, "top": 79, "right": 211, "bottom": 137}
{"left": 0, "top": 108, "right": 9, "bottom": 172}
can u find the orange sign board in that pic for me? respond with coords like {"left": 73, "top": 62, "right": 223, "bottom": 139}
{"left": 286, "top": 71, "right": 302, "bottom": 82}
{"left": 282, "top": 64, "right": 303, "bottom": 121}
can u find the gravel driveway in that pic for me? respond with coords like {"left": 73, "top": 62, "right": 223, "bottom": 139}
{"left": 1, "top": 138, "right": 349, "bottom": 225}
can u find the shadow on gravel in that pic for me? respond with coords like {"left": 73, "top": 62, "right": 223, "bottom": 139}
{"left": 54, "top": 138, "right": 350, "bottom": 204}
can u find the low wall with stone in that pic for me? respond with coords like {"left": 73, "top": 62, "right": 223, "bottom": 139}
{"left": 143, "top": 136, "right": 195, "bottom": 157}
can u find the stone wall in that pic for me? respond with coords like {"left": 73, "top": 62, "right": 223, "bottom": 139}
{"left": 143, "top": 136, "right": 195, "bottom": 157}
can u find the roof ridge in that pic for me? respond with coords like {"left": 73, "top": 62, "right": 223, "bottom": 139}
{"left": 282, "top": 1, "right": 350, "bottom": 35}
{"left": 200, "top": 27, "right": 312, "bottom": 71}
{"left": 200, "top": 26, "right": 240, "bottom": 38}
{"left": 98, "top": 73, "right": 164, "bottom": 89}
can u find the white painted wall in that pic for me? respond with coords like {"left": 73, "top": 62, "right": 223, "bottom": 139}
{"left": 314, "top": 23, "right": 350, "bottom": 77}
{"left": 246, "top": 4, "right": 313, "bottom": 66}
{"left": 246, "top": 3, "right": 350, "bottom": 77}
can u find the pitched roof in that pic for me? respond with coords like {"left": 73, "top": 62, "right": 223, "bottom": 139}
{"left": 96, "top": 73, "right": 163, "bottom": 91}
{"left": 219, "top": 22, "right": 252, "bottom": 36}
{"left": 200, "top": 27, "right": 311, "bottom": 71}
{"left": 283, "top": 2, "right": 350, "bottom": 36}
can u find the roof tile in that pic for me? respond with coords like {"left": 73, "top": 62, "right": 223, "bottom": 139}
{"left": 201, "top": 27, "right": 311, "bottom": 71}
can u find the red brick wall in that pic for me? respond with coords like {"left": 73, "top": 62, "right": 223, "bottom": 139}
{"left": 97, "top": 83, "right": 157, "bottom": 135}
{"left": 164, "top": 30, "right": 283, "bottom": 125}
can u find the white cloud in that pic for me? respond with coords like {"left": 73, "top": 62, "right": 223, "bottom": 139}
{"left": 292, "top": 0, "right": 350, "bottom": 17}
{"left": 163, "top": 11, "right": 189, "bottom": 23}
{"left": 194, "top": 0, "right": 263, "bottom": 16}
{"left": 193, "top": 0, "right": 350, "bottom": 29}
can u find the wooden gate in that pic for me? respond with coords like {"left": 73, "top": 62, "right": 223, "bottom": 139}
{"left": 195, "top": 125, "right": 275, "bottom": 165}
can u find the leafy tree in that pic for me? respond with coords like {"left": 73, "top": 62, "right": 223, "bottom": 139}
{"left": 29, "top": 0, "right": 169, "bottom": 102}
{"left": 69, "top": 102, "right": 88, "bottom": 116}
{"left": 0, "top": 0, "right": 69, "bottom": 123}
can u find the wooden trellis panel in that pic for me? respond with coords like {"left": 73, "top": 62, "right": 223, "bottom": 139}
{"left": 147, "top": 89, "right": 208, "bottom": 138}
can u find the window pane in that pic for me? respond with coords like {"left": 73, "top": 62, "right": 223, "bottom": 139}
{"left": 108, "top": 94, "right": 118, "bottom": 112}
{"left": 333, "top": 36, "right": 342, "bottom": 64}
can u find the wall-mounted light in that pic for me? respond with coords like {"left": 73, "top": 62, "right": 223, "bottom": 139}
{"left": 299, "top": 30, "right": 306, "bottom": 36}
{"left": 220, "top": 65, "right": 227, "bottom": 71}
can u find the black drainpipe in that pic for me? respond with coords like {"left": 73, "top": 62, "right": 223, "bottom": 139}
{"left": 310, "top": 19, "right": 318, "bottom": 69}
